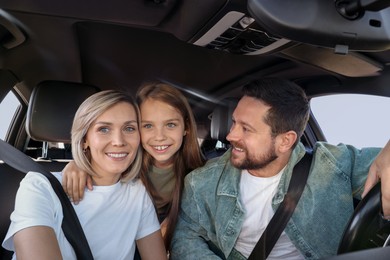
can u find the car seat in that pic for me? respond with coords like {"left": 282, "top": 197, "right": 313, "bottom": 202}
{"left": 26, "top": 80, "right": 100, "bottom": 159}
{"left": 201, "top": 97, "right": 238, "bottom": 159}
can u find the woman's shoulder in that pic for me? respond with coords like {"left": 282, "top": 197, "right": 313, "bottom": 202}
{"left": 22, "top": 171, "right": 55, "bottom": 186}
{"left": 122, "top": 177, "right": 149, "bottom": 193}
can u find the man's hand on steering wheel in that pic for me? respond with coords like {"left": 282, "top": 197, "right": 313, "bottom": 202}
{"left": 363, "top": 140, "right": 390, "bottom": 217}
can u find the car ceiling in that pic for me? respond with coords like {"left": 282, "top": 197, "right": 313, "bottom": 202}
{"left": 1, "top": 0, "right": 390, "bottom": 126}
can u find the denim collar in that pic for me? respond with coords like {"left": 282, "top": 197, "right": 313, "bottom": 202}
{"left": 273, "top": 142, "right": 307, "bottom": 205}
{"left": 216, "top": 150, "right": 241, "bottom": 197}
{"left": 214, "top": 143, "right": 307, "bottom": 205}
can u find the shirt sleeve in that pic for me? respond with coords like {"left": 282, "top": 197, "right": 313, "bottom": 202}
{"left": 2, "top": 171, "right": 62, "bottom": 251}
{"left": 135, "top": 185, "right": 160, "bottom": 240}
{"left": 314, "top": 142, "right": 381, "bottom": 198}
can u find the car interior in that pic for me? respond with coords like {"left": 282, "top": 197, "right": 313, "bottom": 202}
{"left": 1, "top": 0, "right": 390, "bottom": 259}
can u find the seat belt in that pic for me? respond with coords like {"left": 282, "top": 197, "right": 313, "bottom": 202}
{"left": 248, "top": 150, "right": 313, "bottom": 260}
{"left": 0, "top": 139, "right": 94, "bottom": 260}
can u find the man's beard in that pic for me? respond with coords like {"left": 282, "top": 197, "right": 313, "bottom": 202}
{"left": 230, "top": 142, "right": 278, "bottom": 170}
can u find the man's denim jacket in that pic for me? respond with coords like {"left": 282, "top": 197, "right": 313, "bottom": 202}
{"left": 170, "top": 142, "right": 381, "bottom": 259}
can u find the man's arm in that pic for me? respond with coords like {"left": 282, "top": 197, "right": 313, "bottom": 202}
{"left": 170, "top": 175, "right": 222, "bottom": 260}
{"left": 14, "top": 226, "right": 62, "bottom": 260}
{"left": 363, "top": 140, "right": 390, "bottom": 216}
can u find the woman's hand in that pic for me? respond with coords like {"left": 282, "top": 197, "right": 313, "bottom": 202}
{"left": 62, "top": 161, "right": 92, "bottom": 204}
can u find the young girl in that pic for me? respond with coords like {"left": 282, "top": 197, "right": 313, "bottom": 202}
{"left": 3, "top": 90, "right": 167, "bottom": 259}
{"left": 62, "top": 82, "right": 205, "bottom": 251}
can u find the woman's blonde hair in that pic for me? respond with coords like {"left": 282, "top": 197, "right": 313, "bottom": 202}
{"left": 71, "top": 90, "right": 142, "bottom": 182}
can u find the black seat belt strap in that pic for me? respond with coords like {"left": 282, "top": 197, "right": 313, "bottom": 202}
{"left": 248, "top": 150, "right": 313, "bottom": 260}
{"left": 0, "top": 139, "right": 94, "bottom": 260}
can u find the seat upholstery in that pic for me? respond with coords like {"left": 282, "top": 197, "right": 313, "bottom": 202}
{"left": 0, "top": 81, "right": 99, "bottom": 259}
{"left": 26, "top": 80, "right": 100, "bottom": 143}
{"left": 202, "top": 97, "right": 238, "bottom": 159}
{"left": 210, "top": 97, "right": 238, "bottom": 144}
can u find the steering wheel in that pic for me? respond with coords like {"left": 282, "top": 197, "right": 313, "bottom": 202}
{"left": 338, "top": 182, "right": 390, "bottom": 254}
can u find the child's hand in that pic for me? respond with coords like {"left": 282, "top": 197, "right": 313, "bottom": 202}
{"left": 61, "top": 161, "right": 93, "bottom": 204}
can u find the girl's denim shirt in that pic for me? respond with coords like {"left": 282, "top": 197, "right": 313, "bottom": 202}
{"left": 171, "top": 142, "right": 381, "bottom": 260}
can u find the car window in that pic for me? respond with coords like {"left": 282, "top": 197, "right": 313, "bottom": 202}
{"left": 0, "top": 91, "right": 21, "bottom": 140}
{"left": 310, "top": 94, "right": 390, "bottom": 148}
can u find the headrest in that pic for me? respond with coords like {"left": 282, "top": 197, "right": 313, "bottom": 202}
{"left": 210, "top": 97, "right": 239, "bottom": 143}
{"left": 26, "top": 81, "right": 100, "bottom": 143}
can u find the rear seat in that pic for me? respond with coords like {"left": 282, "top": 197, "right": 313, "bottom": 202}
{"left": 0, "top": 80, "right": 99, "bottom": 259}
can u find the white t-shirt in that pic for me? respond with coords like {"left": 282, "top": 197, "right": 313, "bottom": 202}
{"left": 235, "top": 169, "right": 304, "bottom": 260}
{"left": 2, "top": 171, "right": 160, "bottom": 260}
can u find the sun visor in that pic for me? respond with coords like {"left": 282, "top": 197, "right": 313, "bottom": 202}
{"left": 247, "top": 0, "right": 390, "bottom": 52}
